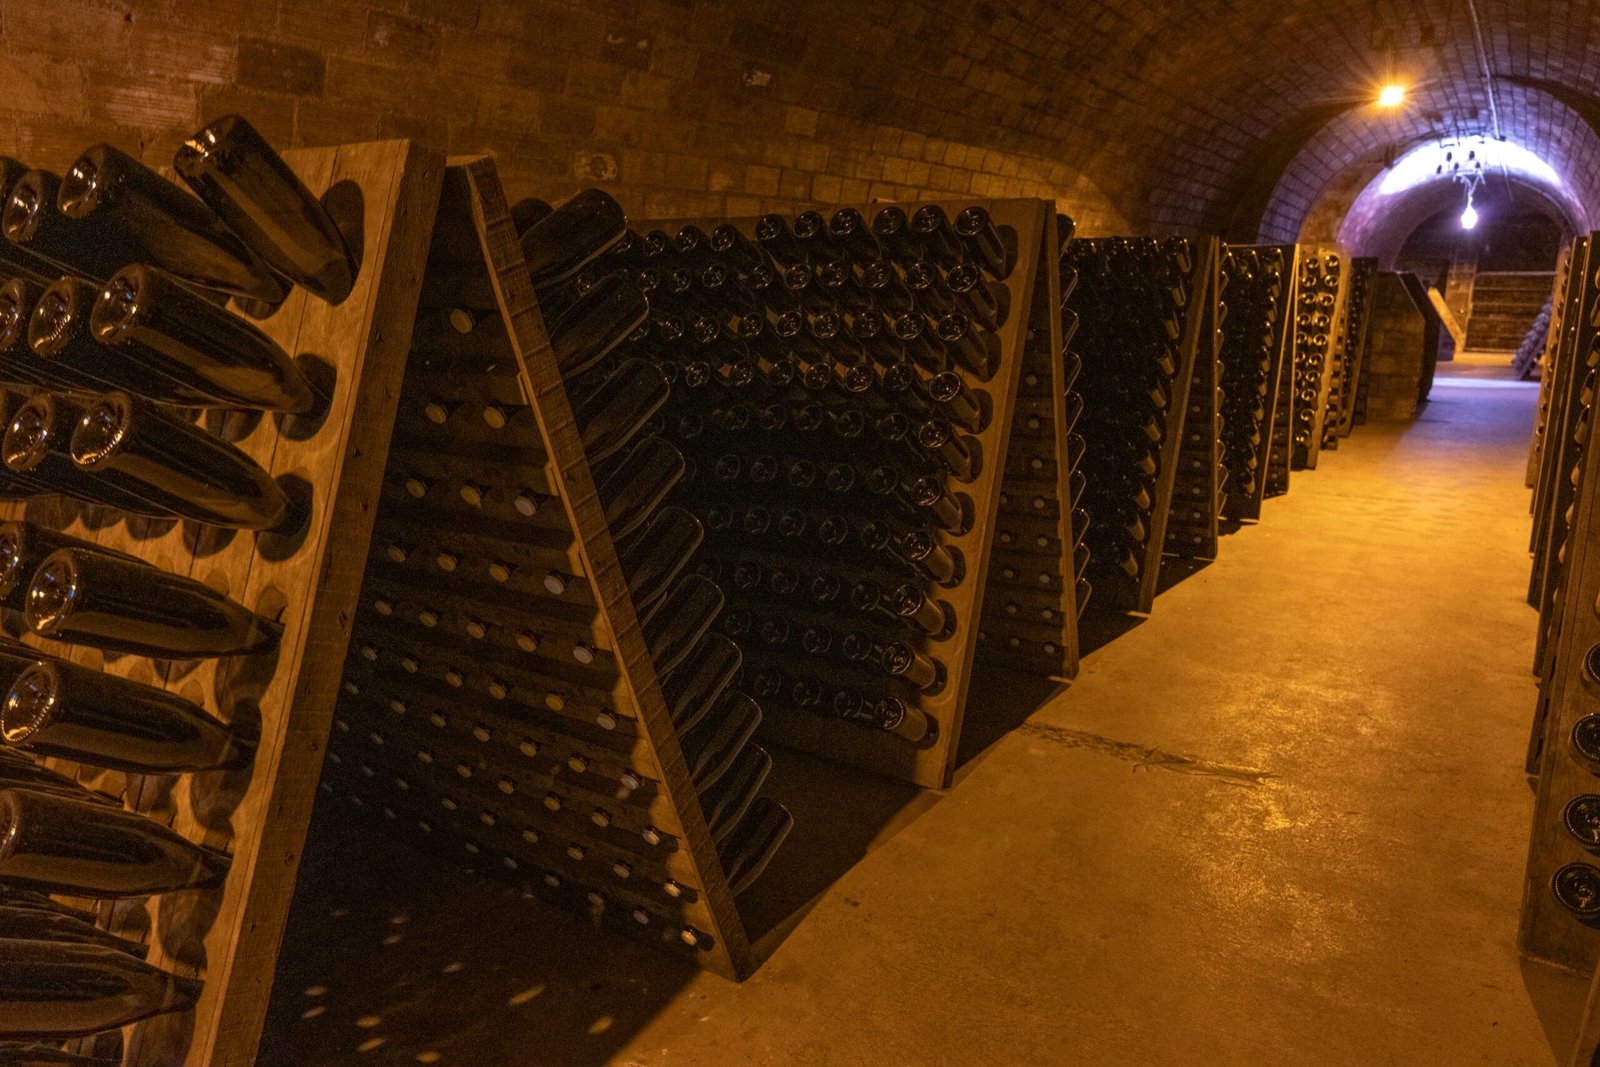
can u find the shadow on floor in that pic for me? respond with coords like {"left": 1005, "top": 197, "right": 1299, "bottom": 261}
{"left": 738, "top": 748, "right": 938, "bottom": 956}
{"left": 1522, "top": 956, "right": 1590, "bottom": 1067}
{"left": 262, "top": 803, "right": 701, "bottom": 1067}
{"left": 1078, "top": 608, "right": 1146, "bottom": 656}
{"left": 950, "top": 663, "right": 1071, "bottom": 780}
{"left": 264, "top": 752, "right": 945, "bottom": 1063}
{"left": 1155, "top": 554, "right": 1213, "bottom": 596}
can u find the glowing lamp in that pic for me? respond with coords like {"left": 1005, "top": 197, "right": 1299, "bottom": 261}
{"left": 1377, "top": 85, "right": 1406, "bottom": 108}
{"left": 1460, "top": 203, "right": 1479, "bottom": 230}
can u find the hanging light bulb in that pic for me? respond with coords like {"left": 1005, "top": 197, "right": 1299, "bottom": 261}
{"left": 1461, "top": 196, "right": 1479, "bottom": 230}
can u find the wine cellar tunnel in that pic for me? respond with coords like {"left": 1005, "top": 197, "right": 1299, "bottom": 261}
{"left": 0, "top": 1, "right": 1599, "bottom": 1065}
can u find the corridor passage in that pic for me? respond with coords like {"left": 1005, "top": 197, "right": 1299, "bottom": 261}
{"left": 598, "top": 361, "right": 1586, "bottom": 1066}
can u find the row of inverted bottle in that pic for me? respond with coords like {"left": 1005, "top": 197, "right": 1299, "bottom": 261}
{"left": 1, "top": 115, "right": 357, "bottom": 306}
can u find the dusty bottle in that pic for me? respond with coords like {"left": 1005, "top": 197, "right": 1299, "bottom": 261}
{"left": 69, "top": 392, "right": 292, "bottom": 531}
{"left": 59, "top": 143, "right": 284, "bottom": 304}
{"left": 25, "top": 547, "right": 282, "bottom": 658}
{"left": 0, "top": 788, "right": 231, "bottom": 897}
{"left": 642, "top": 574, "right": 723, "bottom": 677}
{"left": 90, "top": 264, "right": 316, "bottom": 412}
{"left": 174, "top": 114, "right": 357, "bottom": 303}
{"left": 2, "top": 658, "right": 255, "bottom": 773}
{"left": 0, "top": 939, "right": 204, "bottom": 1037}
{"left": 719, "top": 796, "right": 792, "bottom": 895}
{"left": 546, "top": 270, "right": 648, "bottom": 380}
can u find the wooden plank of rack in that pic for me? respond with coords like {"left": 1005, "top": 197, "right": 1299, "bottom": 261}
{"left": 1532, "top": 240, "right": 1587, "bottom": 581}
{"left": 1530, "top": 248, "right": 1575, "bottom": 488}
{"left": 91, "top": 140, "right": 445, "bottom": 1067}
{"left": 453, "top": 157, "right": 752, "bottom": 978}
{"left": 1533, "top": 237, "right": 1599, "bottom": 675}
{"left": 1519, "top": 233, "right": 1600, "bottom": 973}
{"left": 1571, "top": 960, "right": 1600, "bottom": 1067}
{"left": 1165, "top": 249, "right": 1222, "bottom": 560}
{"left": 978, "top": 210, "right": 1079, "bottom": 678}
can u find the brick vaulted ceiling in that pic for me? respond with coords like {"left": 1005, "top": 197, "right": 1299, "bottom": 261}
{"left": 5, "top": 0, "right": 1599, "bottom": 245}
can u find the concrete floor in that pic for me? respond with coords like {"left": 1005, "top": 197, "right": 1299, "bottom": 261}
{"left": 266, "top": 357, "right": 1588, "bottom": 1066}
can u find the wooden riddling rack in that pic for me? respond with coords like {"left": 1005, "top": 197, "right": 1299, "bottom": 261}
{"left": 1218, "top": 245, "right": 1295, "bottom": 523}
{"left": 1529, "top": 236, "right": 1595, "bottom": 685}
{"left": 627, "top": 199, "right": 1054, "bottom": 791}
{"left": 314, "top": 158, "right": 792, "bottom": 982}
{"left": 1289, "top": 246, "right": 1350, "bottom": 471}
{"left": 1064, "top": 235, "right": 1220, "bottom": 614}
{"left": 0, "top": 137, "right": 444, "bottom": 1066}
{"left": 979, "top": 212, "right": 1087, "bottom": 677}
{"left": 1519, "top": 231, "right": 1600, "bottom": 990}
{"left": 1524, "top": 236, "right": 1594, "bottom": 781}
{"left": 1261, "top": 244, "right": 1303, "bottom": 499}
{"left": 1333, "top": 257, "right": 1378, "bottom": 439}
{"left": 1164, "top": 244, "right": 1225, "bottom": 560}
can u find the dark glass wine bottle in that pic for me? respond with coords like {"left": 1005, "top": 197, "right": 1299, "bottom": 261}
{"left": 0, "top": 903, "right": 148, "bottom": 957}
{"left": 29, "top": 276, "right": 210, "bottom": 403}
{"left": 953, "top": 205, "right": 1014, "bottom": 281}
{"left": 70, "top": 392, "right": 292, "bottom": 531}
{"left": 0, "top": 939, "right": 204, "bottom": 1038}
{"left": 0, "top": 788, "right": 231, "bottom": 896}
{"left": 617, "top": 506, "right": 702, "bottom": 614}
{"left": 90, "top": 264, "right": 317, "bottom": 412}
{"left": 680, "top": 690, "right": 760, "bottom": 788}
{"left": 642, "top": 574, "right": 723, "bottom": 677}
{"left": 546, "top": 270, "right": 648, "bottom": 381}
{"left": 595, "top": 435, "right": 684, "bottom": 540}
{"left": 173, "top": 114, "right": 358, "bottom": 303}
{"left": 0, "top": 278, "right": 82, "bottom": 392}
{"left": 2, "top": 658, "right": 255, "bottom": 773}
{"left": 25, "top": 547, "right": 282, "bottom": 658}
{"left": 573, "top": 358, "right": 670, "bottom": 464}
{"left": 2, "top": 169, "right": 135, "bottom": 282}
{"left": 2, "top": 393, "right": 167, "bottom": 515}
{"left": 0, "top": 521, "right": 138, "bottom": 610}
{"left": 519, "top": 189, "right": 627, "bottom": 290}
{"left": 59, "top": 143, "right": 284, "bottom": 304}
{"left": 720, "top": 795, "right": 792, "bottom": 895}
{"left": 661, "top": 632, "right": 740, "bottom": 734}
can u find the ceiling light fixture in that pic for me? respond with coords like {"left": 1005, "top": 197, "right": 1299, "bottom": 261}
{"left": 1377, "top": 84, "right": 1406, "bottom": 108}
